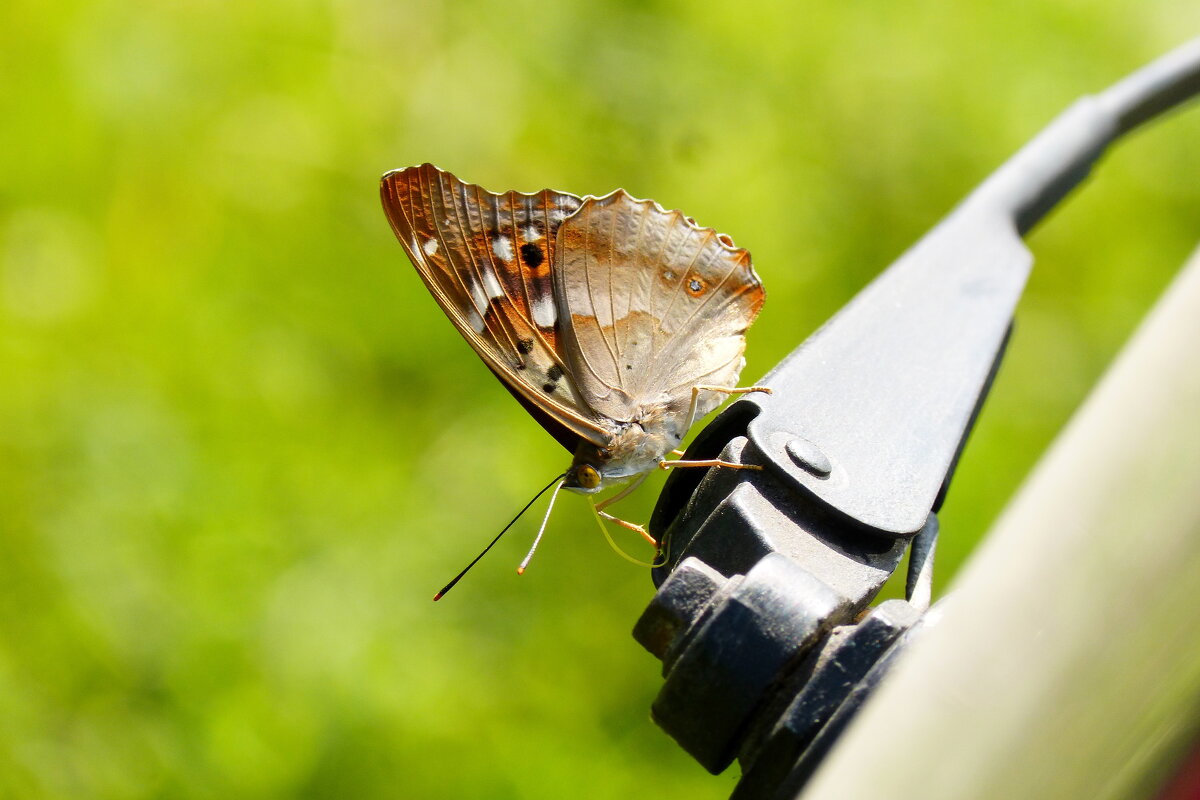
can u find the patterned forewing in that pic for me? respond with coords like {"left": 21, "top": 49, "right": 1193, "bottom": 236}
{"left": 554, "top": 192, "right": 764, "bottom": 422}
{"left": 380, "top": 164, "right": 609, "bottom": 447}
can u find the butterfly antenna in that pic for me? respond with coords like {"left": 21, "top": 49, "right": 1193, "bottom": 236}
{"left": 517, "top": 476, "right": 566, "bottom": 575}
{"left": 433, "top": 473, "right": 566, "bottom": 601}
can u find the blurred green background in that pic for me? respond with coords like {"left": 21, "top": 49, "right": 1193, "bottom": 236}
{"left": 1, "top": 0, "right": 1197, "bottom": 797}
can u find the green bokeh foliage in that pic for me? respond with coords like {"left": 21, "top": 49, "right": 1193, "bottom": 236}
{"left": 1, "top": 0, "right": 1197, "bottom": 797}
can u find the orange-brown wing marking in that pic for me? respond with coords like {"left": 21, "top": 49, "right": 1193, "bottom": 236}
{"left": 380, "top": 164, "right": 611, "bottom": 448}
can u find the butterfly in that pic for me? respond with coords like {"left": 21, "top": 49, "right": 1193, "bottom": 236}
{"left": 380, "top": 164, "right": 766, "bottom": 595}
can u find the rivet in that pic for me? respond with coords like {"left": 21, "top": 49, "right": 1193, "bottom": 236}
{"left": 786, "top": 438, "right": 832, "bottom": 478}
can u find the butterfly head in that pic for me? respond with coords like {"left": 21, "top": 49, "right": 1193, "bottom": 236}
{"left": 564, "top": 463, "right": 603, "bottom": 493}
{"left": 563, "top": 442, "right": 616, "bottom": 494}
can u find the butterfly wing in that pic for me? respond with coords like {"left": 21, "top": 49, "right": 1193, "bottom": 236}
{"left": 553, "top": 191, "right": 765, "bottom": 425}
{"left": 380, "top": 164, "right": 612, "bottom": 449}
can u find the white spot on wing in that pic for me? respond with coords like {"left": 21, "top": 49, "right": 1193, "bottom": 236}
{"left": 523, "top": 225, "right": 542, "bottom": 242}
{"left": 482, "top": 266, "right": 504, "bottom": 299}
{"left": 467, "top": 308, "right": 485, "bottom": 333}
{"left": 492, "top": 235, "right": 514, "bottom": 263}
{"left": 423, "top": 238, "right": 439, "bottom": 256}
{"left": 532, "top": 295, "right": 557, "bottom": 328}
{"left": 468, "top": 279, "right": 488, "bottom": 316}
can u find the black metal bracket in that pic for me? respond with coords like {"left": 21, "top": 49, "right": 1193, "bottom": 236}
{"left": 631, "top": 39, "right": 1200, "bottom": 800}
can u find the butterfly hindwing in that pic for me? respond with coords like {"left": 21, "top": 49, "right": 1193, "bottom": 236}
{"left": 380, "top": 164, "right": 611, "bottom": 448}
{"left": 553, "top": 191, "right": 765, "bottom": 423}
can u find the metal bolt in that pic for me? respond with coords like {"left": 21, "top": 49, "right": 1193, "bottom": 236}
{"left": 633, "top": 558, "right": 726, "bottom": 663}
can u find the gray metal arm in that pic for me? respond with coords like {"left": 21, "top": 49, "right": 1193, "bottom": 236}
{"left": 632, "top": 38, "right": 1200, "bottom": 799}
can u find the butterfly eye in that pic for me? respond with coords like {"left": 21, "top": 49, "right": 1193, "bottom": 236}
{"left": 576, "top": 465, "right": 601, "bottom": 489}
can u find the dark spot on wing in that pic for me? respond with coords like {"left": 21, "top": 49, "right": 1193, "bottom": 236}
{"left": 520, "top": 243, "right": 544, "bottom": 268}
{"left": 542, "top": 383, "right": 556, "bottom": 393}
{"left": 517, "top": 338, "right": 534, "bottom": 354}
{"left": 626, "top": 364, "right": 632, "bottom": 370}
{"left": 547, "top": 363, "right": 564, "bottom": 381}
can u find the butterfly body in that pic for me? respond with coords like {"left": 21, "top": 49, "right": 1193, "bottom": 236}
{"left": 564, "top": 404, "right": 687, "bottom": 492}
{"left": 381, "top": 164, "right": 764, "bottom": 496}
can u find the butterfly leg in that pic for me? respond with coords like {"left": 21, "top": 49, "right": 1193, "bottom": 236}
{"left": 682, "top": 384, "right": 773, "bottom": 434}
{"left": 662, "top": 385, "right": 773, "bottom": 470}
{"left": 597, "top": 510, "right": 656, "bottom": 546}
{"left": 594, "top": 473, "right": 649, "bottom": 513}
{"left": 593, "top": 474, "right": 656, "bottom": 545}
{"left": 659, "top": 458, "right": 763, "bottom": 471}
